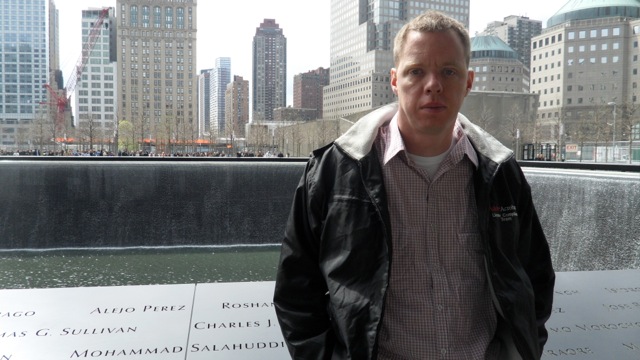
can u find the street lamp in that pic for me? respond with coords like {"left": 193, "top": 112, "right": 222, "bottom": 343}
{"left": 607, "top": 102, "right": 616, "bottom": 162}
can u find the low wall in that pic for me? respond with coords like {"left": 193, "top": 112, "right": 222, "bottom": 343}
{"left": 0, "top": 158, "right": 303, "bottom": 249}
{"left": 0, "top": 157, "right": 638, "bottom": 271}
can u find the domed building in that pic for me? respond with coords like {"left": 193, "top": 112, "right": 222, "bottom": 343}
{"left": 547, "top": 0, "right": 640, "bottom": 27}
{"left": 530, "top": 0, "right": 640, "bottom": 162}
{"left": 470, "top": 35, "right": 529, "bottom": 92}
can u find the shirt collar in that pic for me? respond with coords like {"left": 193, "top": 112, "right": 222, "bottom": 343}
{"left": 382, "top": 114, "right": 406, "bottom": 165}
{"left": 382, "top": 113, "right": 479, "bottom": 169}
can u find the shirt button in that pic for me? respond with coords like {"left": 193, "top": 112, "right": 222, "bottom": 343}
{"left": 437, "top": 304, "right": 443, "bottom": 311}
{"left": 441, "top": 348, "right": 447, "bottom": 355}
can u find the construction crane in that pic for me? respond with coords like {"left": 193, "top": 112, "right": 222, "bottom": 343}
{"left": 40, "top": 7, "right": 110, "bottom": 140}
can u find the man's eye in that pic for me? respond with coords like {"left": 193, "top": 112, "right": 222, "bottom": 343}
{"left": 409, "top": 69, "right": 422, "bottom": 76}
{"left": 443, "top": 69, "right": 456, "bottom": 76}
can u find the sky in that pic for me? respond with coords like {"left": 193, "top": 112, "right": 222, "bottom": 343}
{"left": 55, "top": 0, "right": 566, "bottom": 105}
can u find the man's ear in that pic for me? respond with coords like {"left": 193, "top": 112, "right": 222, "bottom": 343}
{"left": 391, "top": 68, "right": 398, "bottom": 95}
{"left": 465, "top": 69, "right": 475, "bottom": 96}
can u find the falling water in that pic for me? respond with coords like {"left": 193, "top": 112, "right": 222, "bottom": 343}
{"left": 525, "top": 168, "right": 640, "bottom": 271}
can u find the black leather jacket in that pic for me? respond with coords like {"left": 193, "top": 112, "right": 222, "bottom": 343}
{"left": 274, "top": 103, "right": 555, "bottom": 360}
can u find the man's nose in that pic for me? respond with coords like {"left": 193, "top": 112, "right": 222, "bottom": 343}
{"left": 424, "top": 73, "right": 443, "bottom": 93}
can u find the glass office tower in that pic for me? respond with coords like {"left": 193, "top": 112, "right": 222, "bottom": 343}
{"left": 0, "top": 0, "right": 57, "bottom": 148}
{"left": 323, "top": 0, "right": 470, "bottom": 119}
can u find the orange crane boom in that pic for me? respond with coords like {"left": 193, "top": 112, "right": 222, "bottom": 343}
{"left": 40, "top": 7, "right": 110, "bottom": 138}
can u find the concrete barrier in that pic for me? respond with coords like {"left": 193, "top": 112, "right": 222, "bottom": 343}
{"left": 0, "top": 157, "right": 638, "bottom": 271}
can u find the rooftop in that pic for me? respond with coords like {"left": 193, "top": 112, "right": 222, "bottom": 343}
{"left": 548, "top": 0, "right": 640, "bottom": 27}
{"left": 470, "top": 35, "right": 518, "bottom": 60}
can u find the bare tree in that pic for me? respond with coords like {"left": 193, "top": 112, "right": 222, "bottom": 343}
{"left": 289, "top": 124, "right": 304, "bottom": 157}
{"left": 154, "top": 117, "right": 172, "bottom": 155}
{"left": 77, "top": 111, "right": 100, "bottom": 151}
{"left": 476, "top": 100, "right": 494, "bottom": 131}
{"left": 572, "top": 111, "right": 591, "bottom": 162}
{"left": 223, "top": 116, "right": 236, "bottom": 153}
{"left": 620, "top": 100, "right": 638, "bottom": 164}
{"left": 504, "top": 103, "right": 524, "bottom": 158}
{"left": 315, "top": 119, "right": 332, "bottom": 149}
{"left": 590, "top": 102, "right": 611, "bottom": 162}
{"left": 551, "top": 107, "right": 565, "bottom": 161}
{"left": 28, "top": 107, "right": 52, "bottom": 154}
{"left": 247, "top": 121, "right": 270, "bottom": 154}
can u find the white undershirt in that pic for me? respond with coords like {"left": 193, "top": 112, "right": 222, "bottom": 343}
{"left": 407, "top": 137, "right": 457, "bottom": 175}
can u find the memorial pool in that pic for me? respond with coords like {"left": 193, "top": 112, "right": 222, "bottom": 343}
{"left": 0, "top": 245, "right": 281, "bottom": 289}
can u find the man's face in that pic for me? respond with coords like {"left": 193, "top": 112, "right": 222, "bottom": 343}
{"left": 391, "top": 29, "right": 474, "bottom": 139}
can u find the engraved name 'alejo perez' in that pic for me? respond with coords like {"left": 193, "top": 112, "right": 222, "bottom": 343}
{"left": 90, "top": 305, "right": 186, "bottom": 314}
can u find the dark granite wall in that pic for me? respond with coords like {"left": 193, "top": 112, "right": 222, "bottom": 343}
{"left": 0, "top": 159, "right": 304, "bottom": 249}
{"left": 0, "top": 158, "right": 638, "bottom": 271}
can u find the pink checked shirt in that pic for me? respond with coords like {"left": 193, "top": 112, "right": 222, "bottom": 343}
{"left": 375, "top": 115, "right": 500, "bottom": 359}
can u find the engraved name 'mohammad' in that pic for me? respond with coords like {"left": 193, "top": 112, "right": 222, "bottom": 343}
{"left": 70, "top": 346, "right": 183, "bottom": 358}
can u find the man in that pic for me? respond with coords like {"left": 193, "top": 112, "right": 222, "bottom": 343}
{"left": 274, "top": 10, "right": 555, "bottom": 360}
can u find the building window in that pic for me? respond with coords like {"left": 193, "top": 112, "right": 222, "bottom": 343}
{"left": 165, "top": 7, "right": 173, "bottom": 29}
{"left": 154, "top": 6, "right": 161, "bottom": 28}
{"left": 130, "top": 5, "right": 138, "bottom": 27}
{"left": 602, "top": 28, "right": 609, "bottom": 37}
{"left": 613, "top": 27, "right": 620, "bottom": 36}
{"left": 176, "top": 7, "right": 185, "bottom": 29}
{"left": 590, "top": 29, "right": 597, "bottom": 38}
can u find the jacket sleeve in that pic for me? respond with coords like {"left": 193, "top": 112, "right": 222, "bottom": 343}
{"left": 273, "top": 159, "right": 335, "bottom": 359}
{"left": 516, "top": 165, "right": 556, "bottom": 352}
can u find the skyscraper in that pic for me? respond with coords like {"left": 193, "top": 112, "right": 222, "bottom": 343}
{"left": 74, "top": 7, "right": 117, "bottom": 149}
{"left": 198, "top": 68, "right": 212, "bottom": 136}
{"left": 48, "top": 0, "right": 62, "bottom": 91}
{"left": 210, "top": 57, "right": 231, "bottom": 137}
{"left": 225, "top": 75, "right": 249, "bottom": 138}
{"left": 116, "top": 0, "right": 197, "bottom": 152}
{"left": 252, "top": 19, "right": 286, "bottom": 122}
{"left": 294, "top": 67, "right": 330, "bottom": 120}
{"left": 0, "top": 0, "right": 58, "bottom": 148}
{"left": 323, "top": 0, "right": 470, "bottom": 119}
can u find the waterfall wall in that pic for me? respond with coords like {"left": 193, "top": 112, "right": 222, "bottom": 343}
{"left": 1, "top": 158, "right": 638, "bottom": 271}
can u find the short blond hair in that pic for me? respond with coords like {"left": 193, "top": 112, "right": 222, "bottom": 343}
{"left": 393, "top": 11, "right": 471, "bottom": 67}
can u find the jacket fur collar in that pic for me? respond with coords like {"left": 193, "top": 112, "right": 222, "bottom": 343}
{"left": 334, "top": 102, "right": 513, "bottom": 165}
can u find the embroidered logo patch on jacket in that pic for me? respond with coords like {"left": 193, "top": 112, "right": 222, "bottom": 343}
{"left": 489, "top": 205, "right": 518, "bottom": 222}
